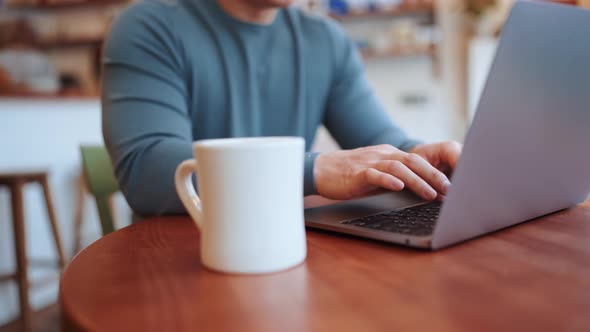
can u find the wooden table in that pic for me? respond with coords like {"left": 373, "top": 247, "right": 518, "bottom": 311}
{"left": 60, "top": 198, "right": 590, "bottom": 332}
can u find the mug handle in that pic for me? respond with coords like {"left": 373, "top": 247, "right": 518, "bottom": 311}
{"left": 174, "top": 159, "right": 203, "bottom": 229}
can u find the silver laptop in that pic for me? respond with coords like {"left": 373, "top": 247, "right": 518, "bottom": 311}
{"left": 305, "top": 1, "right": 590, "bottom": 250}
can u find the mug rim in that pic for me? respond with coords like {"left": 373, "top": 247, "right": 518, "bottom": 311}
{"left": 194, "top": 136, "right": 304, "bottom": 150}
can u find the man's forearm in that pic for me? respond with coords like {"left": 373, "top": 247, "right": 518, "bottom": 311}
{"left": 108, "top": 138, "right": 193, "bottom": 217}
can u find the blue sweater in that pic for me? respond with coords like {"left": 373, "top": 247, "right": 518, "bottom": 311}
{"left": 102, "top": 0, "right": 420, "bottom": 216}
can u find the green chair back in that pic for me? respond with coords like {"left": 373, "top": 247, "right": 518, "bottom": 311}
{"left": 80, "top": 145, "right": 119, "bottom": 236}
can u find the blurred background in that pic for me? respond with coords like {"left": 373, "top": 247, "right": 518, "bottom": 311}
{"left": 0, "top": 0, "right": 588, "bottom": 330}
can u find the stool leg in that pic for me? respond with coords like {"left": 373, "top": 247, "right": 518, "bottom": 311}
{"left": 108, "top": 195, "right": 117, "bottom": 229}
{"left": 40, "top": 175, "right": 67, "bottom": 269}
{"left": 73, "top": 171, "right": 87, "bottom": 255}
{"left": 10, "top": 180, "right": 32, "bottom": 332}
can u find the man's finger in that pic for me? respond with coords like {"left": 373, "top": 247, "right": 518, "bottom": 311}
{"left": 398, "top": 154, "right": 450, "bottom": 195}
{"left": 363, "top": 168, "right": 405, "bottom": 192}
{"left": 441, "top": 141, "right": 463, "bottom": 169}
{"left": 376, "top": 160, "right": 438, "bottom": 201}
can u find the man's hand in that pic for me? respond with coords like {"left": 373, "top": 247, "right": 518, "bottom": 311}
{"left": 314, "top": 141, "right": 463, "bottom": 201}
{"left": 408, "top": 141, "right": 463, "bottom": 177}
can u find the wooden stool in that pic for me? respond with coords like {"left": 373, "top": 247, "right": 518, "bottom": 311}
{"left": 0, "top": 171, "right": 67, "bottom": 332}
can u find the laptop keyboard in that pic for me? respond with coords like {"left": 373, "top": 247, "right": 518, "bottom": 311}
{"left": 341, "top": 202, "right": 442, "bottom": 236}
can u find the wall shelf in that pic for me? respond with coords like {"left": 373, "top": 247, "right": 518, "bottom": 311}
{"left": 4, "top": 0, "right": 128, "bottom": 11}
{"left": 36, "top": 37, "right": 103, "bottom": 49}
{"left": 329, "top": 4, "right": 434, "bottom": 21}
{"left": 361, "top": 44, "right": 436, "bottom": 60}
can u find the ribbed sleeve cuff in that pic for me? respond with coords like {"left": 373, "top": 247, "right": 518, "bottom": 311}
{"left": 304, "top": 152, "right": 321, "bottom": 196}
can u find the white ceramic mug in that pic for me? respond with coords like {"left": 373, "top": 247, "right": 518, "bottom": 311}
{"left": 175, "top": 137, "right": 307, "bottom": 274}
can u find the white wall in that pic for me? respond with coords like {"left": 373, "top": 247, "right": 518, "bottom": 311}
{"left": 0, "top": 99, "right": 131, "bottom": 326}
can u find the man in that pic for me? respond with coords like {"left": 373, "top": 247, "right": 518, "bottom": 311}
{"left": 102, "top": 0, "right": 462, "bottom": 217}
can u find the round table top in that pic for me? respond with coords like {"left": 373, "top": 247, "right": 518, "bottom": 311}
{"left": 60, "top": 200, "right": 590, "bottom": 332}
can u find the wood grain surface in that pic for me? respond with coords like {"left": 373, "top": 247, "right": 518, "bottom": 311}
{"left": 60, "top": 199, "right": 590, "bottom": 332}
